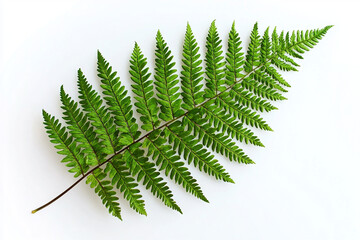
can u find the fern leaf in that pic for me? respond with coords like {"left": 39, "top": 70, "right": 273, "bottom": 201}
{"left": 125, "top": 143, "right": 182, "bottom": 213}
{"left": 61, "top": 87, "right": 148, "bottom": 216}
{"left": 36, "top": 21, "right": 332, "bottom": 220}
{"left": 253, "top": 70, "right": 288, "bottom": 92}
{"left": 260, "top": 27, "right": 271, "bottom": 64}
{"left": 77, "top": 69, "right": 116, "bottom": 155}
{"left": 97, "top": 51, "right": 141, "bottom": 145}
{"left": 180, "top": 23, "right": 204, "bottom": 110}
{"left": 104, "top": 157, "right": 147, "bottom": 215}
{"left": 224, "top": 23, "right": 276, "bottom": 114}
{"left": 228, "top": 87, "right": 277, "bottom": 112}
{"left": 285, "top": 26, "right": 333, "bottom": 55}
{"left": 201, "top": 104, "right": 264, "bottom": 147}
{"left": 264, "top": 65, "right": 291, "bottom": 87}
{"left": 165, "top": 121, "right": 234, "bottom": 182}
{"left": 244, "top": 22, "right": 261, "bottom": 72}
{"left": 42, "top": 110, "right": 88, "bottom": 177}
{"left": 129, "top": 43, "right": 160, "bottom": 131}
{"left": 204, "top": 20, "right": 226, "bottom": 97}
{"left": 185, "top": 112, "right": 254, "bottom": 164}
{"left": 240, "top": 78, "right": 287, "bottom": 101}
{"left": 216, "top": 95, "right": 273, "bottom": 131}
{"left": 86, "top": 168, "right": 122, "bottom": 220}
{"left": 144, "top": 131, "right": 208, "bottom": 202}
{"left": 271, "top": 57, "right": 298, "bottom": 71}
{"left": 60, "top": 86, "right": 102, "bottom": 166}
{"left": 270, "top": 26, "right": 333, "bottom": 70}
{"left": 154, "top": 31, "right": 184, "bottom": 121}
{"left": 225, "top": 21, "right": 244, "bottom": 85}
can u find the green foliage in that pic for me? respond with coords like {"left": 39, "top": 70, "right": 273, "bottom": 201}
{"left": 86, "top": 168, "right": 122, "bottom": 220}
{"left": 225, "top": 22, "right": 244, "bottom": 85}
{"left": 42, "top": 110, "right": 88, "bottom": 177}
{"left": 124, "top": 143, "right": 182, "bottom": 213}
{"left": 181, "top": 23, "right": 204, "bottom": 110}
{"left": 77, "top": 69, "right": 116, "bottom": 155}
{"left": 205, "top": 20, "right": 226, "bottom": 97}
{"left": 130, "top": 43, "right": 160, "bottom": 131}
{"left": 41, "top": 21, "right": 332, "bottom": 220}
{"left": 144, "top": 130, "right": 208, "bottom": 202}
{"left": 97, "top": 51, "right": 141, "bottom": 146}
{"left": 104, "top": 156, "right": 147, "bottom": 215}
{"left": 154, "top": 31, "right": 184, "bottom": 121}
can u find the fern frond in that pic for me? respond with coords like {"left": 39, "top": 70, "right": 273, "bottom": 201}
{"left": 244, "top": 22, "right": 261, "bottom": 72}
{"left": 165, "top": 121, "right": 234, "bottom": 182}
{"left": 239, "top": 78, "right": 287, "bottom": 101}
{"left": 77, "top": 69, "right": 116, "bottom": 155}
{"left": 129, "top": 43, "right": 160, "bottom": 131}
{"left": 253, "top": 70, "right": 288, "bottom": 92}
{"left": 225, "top": 21, "right": 244, "bottom": 85}
{"left": 201, "top": 103, "right": 264, "bottom": 146}
{"left": 285, "top": 26, "right": 333, "bottom": 56}
{"left": 224, "top": 23, "right": 277, "bottom": 115}
{"left": 260, "top": 27, "right": 271, "bottom": 64}
{"left": 125, "top": 143, "right": 182, "bottom": 213}
{"left": 215, "top": 95, "right": 272, "bottom": 131}
{"left": 264, "top": 65, "right": 291, "bottom": 87}
{"left": 104, "top": 157, "right": 147, "bottom": 215}
{"left": 42, "top": 110, "right": 88, "bottom": 177}
{"left": 185, "top": 112, "right": 254, "bottom": 164}
{"left": 144, "top": 131, "right": 208, "bottom": 202}
{"left": 205, "top": 20, "right": 226, "bottom": 97}
{"left": 154, "top": 31, "right": 184, "bottom": 121}
{"left": 36, "top": 21, "right": 332, "bottom": 220}
{"left": 60, "top": 86, "right": 102, "bottom": 166}
{"left": 97, "top": 51, "right": 141, "bottom": 146}
{"left": 87, "top": 168, "right": 122, "bottom": 220}
{"left": 228, "top": 87, "right": 277, "bottom": 112}
{"left": 61, "top": 86, "right": 148, "bottom": 217}
{"left": 181, "top": 23, "right": 204, "bottom": 110}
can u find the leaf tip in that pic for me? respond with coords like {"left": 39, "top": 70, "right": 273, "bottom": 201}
{"left": 228, "top": 178, "right": 235, "bottom": 184}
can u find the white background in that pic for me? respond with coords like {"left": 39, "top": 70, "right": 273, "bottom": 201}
{"left": 1, "top": 0, "right": 360, "bottom": 239}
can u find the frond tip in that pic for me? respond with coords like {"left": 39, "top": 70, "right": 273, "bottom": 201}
{"left": 36, "top": 21, "right": 332, "bottom": 220}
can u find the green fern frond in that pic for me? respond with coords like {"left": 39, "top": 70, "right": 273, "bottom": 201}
{"left": 264, "top": 65, "right": 291, "bottom": 87}
{"left": 154, "top": 31, "right": 184, "bottom": 121}
{"left": 181, "top": 23, "right": 204, "bottom": 110}
{"left": 226, "top": 21, "right": 244, "bottom": 85}
{"left": 35, "top": 21, "right": 332, "bottom": 220}
{"left": 125, "top": 143, "right": 182, "bottom": 213}
{"left": 165, "top": 120, "right": 234, "bottom": 182}
{"left": 244, "top": 22, "right": 261, "bottom": 72}
{"left": 77, "top": 69, "right": 116, "bottom": 155}
{"left": 205, "top": 20, "right": 226, "bottom": 97}
{"left": 185, "top": 112, "right": 253, "bottom": 165}
{"left": 42, "top": 110, "right": 88, "bottom": 177}
{"left": 104, "top": 157, "right": 147, "bottom": 215}
{"left": 60, "top": 86, "right": 102, "bottom": 166}
{"left": 144, "top": 131, "right": 208, "bottom": 202}
{"left": 260, "top": 27, "right": 271, "bottom": 64}
{"left": 228, "top": 87, "right": 277, "bottom": 112}
{"left": 87, "top": 168, "right": 122, "bottom": 220}
{"left": 201, "top": 103, "right": 264, "bottom": 146}
{"left": 253, "top": 70, "right": 288, "bottom": 92}
{"left": 240, "top": 77, "right": 287, "bottom": 101}
{"left": 215, "top": 95, "right": 273, "bottom": 131}
{"left": 130, "top": 43, "right": 160, "bottom": 131}
{"left": 97, "top": 51, "right": 141, "bottom": 146}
